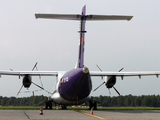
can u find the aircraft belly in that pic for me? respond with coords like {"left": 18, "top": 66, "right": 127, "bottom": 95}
{"left": 51, "top": 92, "right": 90, "bottom": 105}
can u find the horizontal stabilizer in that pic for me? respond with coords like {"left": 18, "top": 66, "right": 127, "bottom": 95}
{"left": 35, "top": 14, "right": 81, "bottom": 20}
{"left": 86, "top": 15, "right": 133, "bottom": 21}
{"left": 35, "top": 14, "right": 133, "bottom": 21}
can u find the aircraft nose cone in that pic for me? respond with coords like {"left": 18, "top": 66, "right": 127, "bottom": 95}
{"left": 82, "top": 67, "right": 89, "bottom": 73}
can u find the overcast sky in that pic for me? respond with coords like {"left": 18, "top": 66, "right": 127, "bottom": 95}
{"left": 0, "top": 0, "right": 160, "bottom": 98}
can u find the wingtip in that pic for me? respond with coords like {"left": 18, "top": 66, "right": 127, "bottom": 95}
{"left": 128, "top": 16, "right": 133, "bottom": 21}
{"left": 35, "top": 14, "right": 38, "bottom": 19}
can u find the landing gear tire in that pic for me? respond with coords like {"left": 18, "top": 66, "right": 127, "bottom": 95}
{"left": 61, "top": 105, "right": 67, "bottom": 109}
{"left": 45, "top": 100, "right": 52, "bottom": 109}
{"left": 89, "top": 100, "right": 97, "bottom": 110}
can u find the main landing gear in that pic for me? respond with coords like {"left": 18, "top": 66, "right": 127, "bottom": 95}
{"left": 61, "top": 105, "right": 67, "bottom": 109}
{"left": 44, "top": 101, "right": 67, "bottom": 110}
{"left": 89, "top": 100, "right": 97, "bottom": 110}
{"left": 45, "top": 100, "right": 52, "bottom": 109}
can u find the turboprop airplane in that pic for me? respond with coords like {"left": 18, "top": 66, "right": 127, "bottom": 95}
{"left": 1, "top": 5, "right": 160, "bottom": 109}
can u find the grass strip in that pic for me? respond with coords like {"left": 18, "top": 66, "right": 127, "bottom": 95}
{"left": 1, "top": 106, "right": 160, "bottom": 110}
{"left": 0, "top": 106, "right": 41, "bottom": 110}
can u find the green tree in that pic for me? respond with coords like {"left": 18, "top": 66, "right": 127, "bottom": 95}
{"left": 125, "top": 95, "right": 133, "bottom": 106}
{"left": 117, "top": 96, "right": 124, "bottom": 107}
{"left": 151, "top": 95, "right": 157, "bottom": 107}
{"left": 134, "top": 97, "right": 141, "bottom": 106}
{"left": 141, "top": 96, "right": 151, "bottom": 107}
{"left": 1, "top": 99, "right": 5, "bottom": 106}
{"left": 110, "top": 97, "right": 117, "bottom": 107}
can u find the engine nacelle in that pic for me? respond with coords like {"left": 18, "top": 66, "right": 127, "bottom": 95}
{"left": 104, "top": 76, "right": 116, "bottom": 88}
{"left": 23, "top": 75, "right": 32, "bottom": 88}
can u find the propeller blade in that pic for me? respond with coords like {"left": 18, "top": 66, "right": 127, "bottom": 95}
{"left": 32, "top": 82, "right": 52, "bottom": 94}
{"left": 96, "top": 64, "right": 103, "bottom": 79}
{"left": 113, "top": 86, "right": 120, "bottom": 96}
{"left": 16, "top": 85, "right": 23, "bottom": 97}
{"left": 37, "top": 100, "right": 46, "bottom": 106}
{"left": 108, "top": 88, "right": 111, "bottom": 95}
{"left": 32, "top": 62, "right": 38, "bottom": 71}
{"left": 118, "top": 67, "right": 124, "bottom": 72}
{"left": 96, "top": 64, "right": 103, "bottom": 72}
{"left": 34, "top": 89, "right": 42, "bottom": 92}
{"left": 22, "top": 91, "right": 32, "bottom": 93}
{"left": 93, "top": 82, "right": 105, "bottom": 92}
{"left": 32, "top": 62, "right": 44, "bottom": 88}
{"left": 32, "top": 82, "right": 44, "bottom": 90}
{"left": 20, "top": 89, "right": 42, "bottom": 93}
{"left": 39, "top": 76, "right": 44, "bottom": 88}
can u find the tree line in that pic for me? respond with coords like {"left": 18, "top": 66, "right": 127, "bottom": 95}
{"left": 92, "top": 94, "right": 160, "bottom": 107}
{"left": 0, "top": 94, "right": 160, "bottom": 107}
{"left": 0, "top": 95, "right": 48, "bottom": 106}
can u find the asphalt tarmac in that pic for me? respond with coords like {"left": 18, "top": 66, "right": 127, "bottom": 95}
{"left": 0, "top": 109, "right": 160, "bottom": 120}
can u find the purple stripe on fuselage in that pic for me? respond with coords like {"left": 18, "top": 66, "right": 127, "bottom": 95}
{"left": 58, "top": 68, "right": 92, "bottom": 101}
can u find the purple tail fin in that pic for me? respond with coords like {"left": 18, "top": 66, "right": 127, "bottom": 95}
{"left": 35, "top": 5, "right": 133, "bottom": 68}
{"left": 77, "top": 5, "right": 86, "bottom": 68}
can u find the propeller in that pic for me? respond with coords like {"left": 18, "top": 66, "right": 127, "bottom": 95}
{"left": 32, "top": 62, "right": 38, "bottom": 71}
{"left": 32, "top": 62, "right": 44, "bottom": 88}
{"left": 113, "top": 86, "right": 120, "bottom": 96}
{"left": 31, "top": 62, "right": 50, "bottom": 93}
{"left": 16, "top": 62, "right": 50, "bottom": 97}
{"left": 32, "top": 81, "right": 52, "bottom": 94}
{"left": 96, "top": 64, "right": 103, "bottom": 79}
{"left": 93, "top": 64, "right": 122, "bottom": 96}
{"left": 37, "top": 100, "right": 46, "bottom": 106}
{"left": 92, "top": 64, "right": 105, "bottom": 92}
{"left": 118, "top": 68, "right": 124, "bottom": 72}
{"left": 16, "top": 85, "right": 23, "bottom": 97}
{"left": 32, "top": 81, "right": 44, "bottom": 90}
{"left": 93, "top": 82, "right": 105, "bottom": 92}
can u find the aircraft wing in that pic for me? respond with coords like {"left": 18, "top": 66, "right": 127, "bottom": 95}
{"left": 86, "top": 15, "right": 133, "bottom": 21}
{"left": 35, "top": 14, "right": 133, "bottom": 21}
{"left": 90, "top": 71, "right": 160, "bottom": 78}
{"left": 35, "top": 14, "right": 81, "bottom": 20}
{"left": 1, "top": 70, "right": 159, "bottom": 77}
{"left": 0, "top": 70, "right": 60, "bottom": 76}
